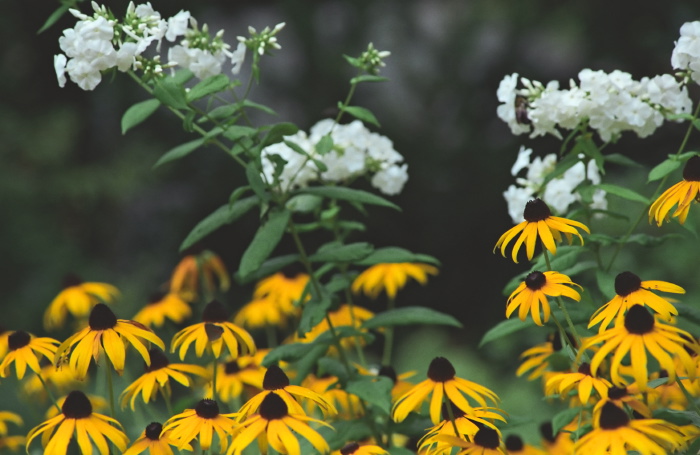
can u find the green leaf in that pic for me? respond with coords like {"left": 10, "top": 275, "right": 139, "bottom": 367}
{"left": 179, "top": 196, "right": 259, "bottom": 252}
{"left": 355, "top": 247, "right": 441, "bottom": 266}
{"left": 238, "top": 210, "right": 291, "bottom": 279}
{"left": 186, "top": 74, "right": 231, "bottom": 101}
{"left": 308, "top": 242, "right": 374, "bottom": 263}
{"left": 648, "top": 158, "right": 681, "bottom": 183}
{"left": 530, "top": 246, "right": 584, "bottom": 272}
{"left": 238, "top": 99, "right": 277, "bottom": 116}
{"left": 260, "top": 122, "right": 299, "bottom": 147}
{"left": 604, "top": 153, "right": 643, "bottom": 168}
{"left": 339, "top": 103, "right": 380, "bottom": 127}
{"left": 38, "top": 4, "right": 70, "bottom": 34}
{"left": 297, "top": 291, "right": 334, "bottom": 336}
{"left": 594, "top": 183, "right": 650, "bottom": 204}
{"left": 121, "top": 99, "right": 161, "bottom": 134}
{"left": 388, "top": 448, "right": 418, "bottom": 455}
{"left": 346, "top": 376, "right": 393, "bottom": 414}
{"left": 295, "top": 186, "right": 400, "bottom": 211}
{"left": 171, "top": 69, "right": 195, "bottom": 85}
{"left": 316, "top": 134, "right": 334, "bottom": 155}
{"left": 363, "top": 307, "right": 462, "bottom": 330}
{"left": 153, "top": 77, "right": 189, "bottom": 110}
{"left": 552, "top": 407, "right": 584, "bottom": 435}
{"left": 350, "top": 75, "right": 390, "bottom": 84}
{"left": 245, "top": 161, "right": 269, "bottom": 201}
{"left": 223, "top": 125, "right": 258, "bottom": 142}
{"left": 235, "top": 254, "right": 300, "bottom": 285}
{"left": 285, "top": 194, "right": 323, "bottom": 213}
{"left": 654, "top": 409, "right": 700, "bottom": 426}
{"left": 323, "top": 420, "right": 373, "bottom": 451}
{"left": 153, "top": 138, "right": 205, "bottom": 168}
{"left": 478, "top": 318, "right": 533, "bottom": 347}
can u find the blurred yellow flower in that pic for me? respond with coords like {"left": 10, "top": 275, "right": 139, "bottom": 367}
{"left": 132, "top": 291, "right": 192, "bottom": 328}
{"left": 43, "top": 273, "right": 119, "bottom": 331}
{"left": 170, "top": 250, "right": 230, "bottom": 301}
{"left": 352, "top": 262, "right": 438, "bottom": 299}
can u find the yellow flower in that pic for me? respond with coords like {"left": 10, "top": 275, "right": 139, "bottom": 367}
{"left": 234, "top": 296, "right": 288, "bottom": 330}
{"left": 226, "top": 392, "right": 332, "bottom": 455}
{"left": 0, "top": 327, "right": 10, "bottom": 361}
{"left": 170, "top": 250, "right": 230, "bottom": 301}
{"left": 0, "top": 411, "right": 22, "bottom": 437}
{"left": 506, "top": 271, "right": 581, "bottom": 326}
{"left": 170, "top": 300, "right": 256, "bottom": 361}
{"left": 515, "top": 332, "right": 572, "bottom": 380}
{"left": 43, "top": 273, "right": 119, "bottom": 330}
{"left": 595, "top": 384, "right": 651, "bottom": 418}
{"left": 132, "top": 291, "right": 192, "bottom": 328}
{"left": 206, "top": 350, "right": 268, "bottom": 403}
{"left": 588, "top": 271, "right": 683, "bottom": 332}
{"left": 351, "top": 262, "right": 438, "bottom": 299}
{"left": 494, "top": 198, "right": 589, "bottom": 263}
{"left": 539, "top": 420, "right": 574, "bottom": 455}
{"left": 574, "top": 401, "right": 686, "bottom": 455}
{"left": 124, "top": 422, "right": 192, "bottom": 455}
{"left": 120, "top": 348, "right": 209, "bottom": 410}
{"left": 392, "top": 357, "right": 499, "bottom": 425}
{"left": 503, "top": 435, "right": 547, "bottom": 455}
{"left": 649, "top": 155, "right": 700, "bottom": 226}
{"left": 26, "top": 390, "right": 129, "bottom": 455}
{"left": 301, "top": 373, "right": 363, "bottom": 419}
{"left": 0, "top": 331, "right": 59, "bottom": 380}
{"left": 46, "top": 393, "right": 108, "bottom": 419}
{"left": 253, "top": 271, "right": 309, "bottom": 316}
{"left": 0, "top": 435, "right": 25, "bottom": 451}
{"left": 295, "top": 304, "right": 374, "bottom": 353}
{"left": 544, "top": 362, "right": 611, "bottom": 404}
{"left": 334, "top": 441, "right": 388, "bottom": 455}
{"left": 579, "top": 304, "right": 699, "bottom": 389}
{"left": 54, "top": 303, "right": 165, "bottom": 380}
{"left": 429, "top": 429, "right": 507, "bottom": 455}
{"left": 162, "top": 399, "right": 238, "bottom": 451}
{"left": 22, "top": 362, "right": 82, "bottom": 402}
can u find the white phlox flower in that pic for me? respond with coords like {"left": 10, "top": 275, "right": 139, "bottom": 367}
{"left": 672, "top": 21, "right": 700, "bottom": 84}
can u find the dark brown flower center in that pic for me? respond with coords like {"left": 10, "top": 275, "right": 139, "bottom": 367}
{"left": 427, "top": 357, "right": 455, "bottom": 382}
{"left": 62, "top": 391, "right": 93, "bottom": 419}
{"left": 614, "top": 271, "right": 642, "bottom": 296}
{"left": 88, "top": 303, "right": 117, "bottom": 330}
{"left": 145, "top": 422, "right": 163, "bottom": 441}
{"left": 624, "top": 305, "right": 655, "bottom": 334}
{"left": 148, "top": 291, "right": 166, "bottom": 305}
{"left": 263, "top": 365, "right": 290, "bottom": 390}
{"left": 259, "top": 392, "right": 288, "bottom": 420}
{"left": 525, "top": 271, "right": 546, "bottom": 290}
{"left": 378, "top": 365, "right": 397, "bottom": 384}
{"left": 683, "top": 155, "right": 700, "bottom": 181}
{"left": 146, "top": 348, "right": 170, "bottom": 372}
{"left": 340, "top": 442, "right": 360, "bottom": 455}
{"left": 523, "top": 198, "right": 551, "bottom": 222}
{"left": 607, "top": 386, "right": 628, "bottom": 400}
{"left": 62, "top": 273, "right": 83, "bottom": 289}
{"left": 8, "top": 331, "right": 30, "bottom": 350}
{"left": 225, "top": 360, "right": 241, "bottom": 375}
{"left": 539, "top": 422, "right": 555, "bottom": 443}
{"left": 577, "top": 362, "right": 592, "bottom": 376}
{"left": 599, "top": 402, "right": 629, "bottom": 429}
{"left": 204, "top": 323, "right": 224, "bottom": 342}
{"left": 505, "top": 434, "right": 524, "bottom": 451}
{"left": 474, "top": 427, "right": 500, "bottom": 449}
{"left": 195, "top": 399, "right": 220, "bottom": 419}
{"left": 202, "top": 300, "right": 229, "bottom": 323}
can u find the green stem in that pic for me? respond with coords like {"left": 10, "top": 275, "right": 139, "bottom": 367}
{"left": 105, "top": 356, "right": 116, "bottom": 419}
{"left": 163, "top": 386, "right": 174, "bottom": 417}
{"left": 542, "top": 246, "right": 581, "bottom": 348}
{"left": 382, "top": 297, "right": 396, "bottom": 366}
{"left": 211, "top": 358, "right": 219, "bottom": 403}
{"left": 37, "top": 372, "right": 62, "bottom": 415}
{"left": 265, "top": 325, "right": 278, "bottom": 349}
{"left": 676, "top": 376, "right": 700, "bottom": 415}
{"left": 443, "top": 393, "right": 461, "bottom": 437}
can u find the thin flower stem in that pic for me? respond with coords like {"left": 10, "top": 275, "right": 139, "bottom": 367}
{"left": 382, "top": 296, "right": 396, "bottom": 366}
{"left": 265, "top": 325, "right": 278, "bottom": 349}
{"left": 211, "top": 358, "right": 219, "bottom": 402}
{"left": 442, "top": 392, "right": 461, "bottom": 437}
{"left": 37, "top": 372, "right": 62, "bottom": 415}
{"left": 105, "top": 356, "right": 116, "bottom": 419}
{"left": 675, "top": 376, "right": 700, "bottom": 415}
{"left": 541, "top": 246, "right": 581, "bottom": 348}
{"left": 163, "top": 388, "right": 174, "bottom": 418}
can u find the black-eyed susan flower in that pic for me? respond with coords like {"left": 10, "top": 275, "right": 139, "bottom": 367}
{"left": 351, "top": 262, "right": 439, "bottom": 299}
{"left": 295, "top": 304, "right": 374, "bottom": 352}
{"left": 162, "top": 398, "right": 238, "bottom": 451}
{"left": 253, "top": 271, "right": 309, "bottom": 317}
{"left": 392, "top": 356, "right": 499, "bottom": 425}
{"left": 649, "top": 154, "right": 700, "bottom": 226}
{"left": 132, "top": 291, "right": 192, "bottom": 329}
{"left": 226, "top": 391, "right": 332, "bottom": 455}
{"left": 494, "top": 198, "right": 589, "bottom": 263}
{"left": 234, "top": 296, "right": 288, "bottom": 330}
{"left": 539, "top": 421, "right": 574, "bottom": 455}
{"left": 506, "top": 271, "right": 581, "bottom": 326}
{"left": 0, "top": 326, "right": 10, "bottom": 360}
{"left": 588, "top": 271, "right": 683, "bottom": 332}
{"left": 516, "top": 332, "right": 574, "bottom": 380}
{"left": 574, "top": 401, "right": 686, "bottom": 454}
{"left": 504, "top": 435, "right": 546, "bottom": 455}
{"left": 26, "top": 390, "right": 128, "bottom": 455}
{"left": 301, "top": 373, "right": 363, "bottom": 419}
{"left": 580, "top": 304, "right": 699, "bottom": 389}
{"left": 120, "top": 348, "right": 209, "bottom": 410}
{"left": 0, "top": 331, "right": 59, "bottom": 380}
{"left": 46, "top": 393, "right": 108, "bottom": 419}
{"left": 238, "top": 364, "right": 337, "bottom": 419}
{"left": 595, "top": 384, "right": 651, "bottom": 418}
{"left": 431, "top": 428, "right": 507, "bottom": 455}
{"left": 54, "top": 303, "right": 165, "bottom": 380}
{"left": 206, "top": 351, "right": 267, "bottom": 403}
{"left": 544, "top": 362, "right": 611, "bottom": 404}
{"left": 334, "top": 441, "right": 388, "bottom": 455}
{"left": 170, "top": 250, "right": 230, "bottom": 301}
{"left": 43, "top": 273, "right": 119, "bottom": 331}
{"left": 171, "top": 300, "right": 256, "bottom": 361}
{"left": 123, "top": 421, "right": 192, "bottom": 455}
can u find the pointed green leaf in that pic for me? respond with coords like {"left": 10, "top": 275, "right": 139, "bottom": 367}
{"left": 346, "top": 376, "right": 393, "bottom": 414}
{"left": 260, "top": 122, "right": 299, "bottom": 147}
{"left": 38, "top": 4, "right": 70, "bottom": 34}
{"left": 604, "top": 153, "right": 643, "bottom": 168}
{"left": 308, "top": 242, "right": 374, "bottom": 263}
{"left": 297, "top": 292, "right": 334, "bottom": 336}
{"left": 350, "top": 75, "right": 390, "bottom": 84}
{"left": 339, "top": 103, "right": 380, "bottom": 127}
{"left": 355, "top": 247, "right": 441, "bottom": 266}
{"left": 316, "top": 134, "right": 334, "bottom": 155}
{"left": 648, "top": 158, "right": 681, "bottom": 183}
{"left": 223, "top": 125, "right": 258, "bottom": 142}
{"left": 153, "top": 138, "right": 205, "bottom": 168}
{"left": 245, "top": 161, "right": 269, "bottom": 201}
{"left": 594, "top": 184, "right": 650, "bottom": 204}
{"left": 552, "top": 407, "right": 583, "bottom": 435}
{"left": 153, "top": 77, "right": 189, "bottom": 110}
{"left": 238, "top": 210, "right": 291, "bottom": 279}
{"left": 187, "top": 74, "right": 231, "bottom": 101}
{"left": 479, "top": 318, "right": 534, "bottom": 347}
{"left": 295, "top": 186, "right": 400, "bottom": 211}
{"left": 121, "top": 99, "right": 161, "bottom": 134}
{"left": 234, "top": 254, "right": 300, "bottom": 285}
{"left": 179, "top": 196, "right": 259, "bottom": 252}
{"left": 363, "top": 307, "right": 462, "bottom": 330}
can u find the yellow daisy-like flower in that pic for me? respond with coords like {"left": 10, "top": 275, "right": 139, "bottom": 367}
{"left": 515, "top": 332, "right": 573, "bottom": 380}
{"left": 226, "top": 391, "right": 332, "bottom": 455}
{"left": 253, "top": 271, "right": 309, "bottom": 316}
{"left": 238, "top": 365, "right": 337, "bottom": 420}
{"left": 206, "top": 351, "right": 267, "bottom": 403}
{"left": 430, "top": 429, "right": 507, "bottom": 455}
{"left": 544, "top": 362, "right": 611, "bottom": 404}
{"left": 54, "top": 303, "right": 165, "bottom": 380}
{"left": 0, "top": 331, "right": 59, "bottom": 380}
{"left": 234, "top": 296, "right": 288, "bottom": 330}
{"left": 588, "top": 271, "right": 683, "bottom": 332}
{"left": 295, "top": 304, "right": 374, "bottom": 352}
{"left": 124, "top": 421, "right": 193, "bottom": 455}
{"left": 46, "top": 393, "right": 108, "bottom": 419}
{"left": 163, "top": 398, "right": 238, "bottom": 451}
{"left": 494, "top": 198, "right": 590, "bottom": 263}
{"left": 334, "top": 441, "right": 388, "bottom": 455}
{"left": 171, "top": 300, "right": 256, "bottom": 361}
{"left": 539, "top": 421, "right": 574, "bottom": 455}
{"left": 43, "top": 273, "right": 119, "bottom": 331}
{"left": 595, "top": 384, "right": 651, "bottom": 418}
{"left": 351, "top": 262, "right": 439, "bottom": 299}
{"left": 392, "top": 356, "right": 499, "bottom": 425}
{"left": 120, "top": 348, "right": 209, "bottom": 410}
{"left": 506, "top": 271, "right": 581, "bottom": 326}
{"left": 649, "top": 155, "right": 700, "bottom": 226}
{"left": 170, "top": 250, "right": 230, "bottom": 301}
{"left": 132, "top": 291, "right": 192, "bottom": 329}
{"left": 301, "top": 373, "right": 363, "bottom": 419}
{"left": 503, "top": 435, "right": 547, "bottom": 455}
{"left": 579, "top": 304, "right": 699, "bottom": 389}
{"left": 26, "top": 390, "right": 128, "bottom": 455}
{"left": 0, "top": 326, "right": 10, "bottom": 361}
{"left": 574, "top": 401, "right": 686, "bottom": 455}
{"left": 22, "top": 362, "right": 82, "bottom": 402}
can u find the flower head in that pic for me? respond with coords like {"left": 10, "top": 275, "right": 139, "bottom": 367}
{"left": 124, "top": 421, "right": 193, "bottom": 454}
{"left": 43, "top": 274, "right": 119, "bottom": 330}
{"left": 163, "top": 399, "right": 239, "bottom": 451}
{"left": 132, "top": 291, "right": 192, "bottom": 328}
{"left": 431, "top": 428, "right": 507, "bottom": 455}
{"left": 0, "top": 331, "right": 59, "bottom": 380}
{"left": 352, "top": 262, "right": 438, "bottom": 299}
{"left": 650, "top": 155, "right": 700, "bottom": 225}
{"left": 26, "top": 390, "right": 129, "bottom": 455}
{"left": 494, "top": 198, "right": 589, "bottom": 263}
{"left": 503, "top": 434, "right": 547, "bottom": 455}
{"left": 207, "top": 350, "right": 267, "bottom": 403}
{"left": 544, "top": 362, "right": 611, "bottom": 404}
{"left": 170, "top": 250, "right": 230, "bottom": 302}
{"left": 336, "top": 441, "right": 388, "bottom": 455}
{"left": 506, "top": 271, "right": 581, "bottom": 326}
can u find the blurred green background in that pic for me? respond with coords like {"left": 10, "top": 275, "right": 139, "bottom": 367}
{"left": 3, "top": 0, "right": 700, "bottom": 448}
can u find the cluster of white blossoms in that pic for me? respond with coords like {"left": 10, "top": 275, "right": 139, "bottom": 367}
{"left": 672, "top": 21, "right": 700, "bottom": 84}
{"left": 503, "top": 146, "right": 607, "bottom": 223}
{"left": 261, "top": 119, "right": 408, "bottom": 195}
{"left": 54, "top": 1, "right": 267, "bottom": 90}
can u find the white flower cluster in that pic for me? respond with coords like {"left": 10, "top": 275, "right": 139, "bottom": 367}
{"left": 503, "top": 146, "right": 607, "bottom": 223}
{"left": 54, "top": 1, "right": 256, "bottom": 90}
{"left": 672, "top": 21, "right": 700, "bottom": 84}
{"left": 261, "top": 119, "right": 408, "bottom": 196}
{"left": 497, "top": 69, "right": 692, "bottom": 142}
